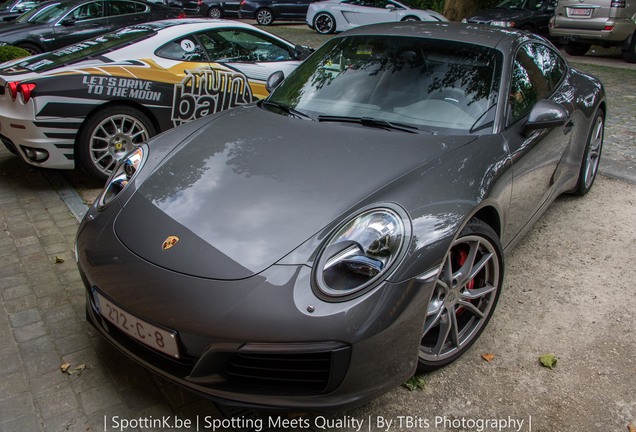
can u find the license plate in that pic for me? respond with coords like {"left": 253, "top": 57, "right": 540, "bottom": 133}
{"left": 567, "top": 7, "right": 592, "bottom": 17}
{"left": 95, "top": 292, "right": 180, "bottom": 359}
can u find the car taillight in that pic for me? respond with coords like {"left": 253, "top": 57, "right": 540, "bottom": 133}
{"left": 610, "top": 0, "right": 625, "bottom": 7}
{"left": 7, "top": 82, "right": 36, "bottom": 103}
{"left": 197, "top": 0, "right": 202, "bottom": 4}
{"left": 177, "top": 11, "right": 186, "bottom": 18}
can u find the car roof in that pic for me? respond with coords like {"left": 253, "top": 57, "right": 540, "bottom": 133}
{"left": 130, "top": 18, "right": 272, "bottom": 35}
{"left": 338, "top": 21, "right": 543, "bottom": 50}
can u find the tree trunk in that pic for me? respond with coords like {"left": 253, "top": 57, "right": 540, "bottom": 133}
{"left": 443, "top": 0, "right": 477, "bottom": 22}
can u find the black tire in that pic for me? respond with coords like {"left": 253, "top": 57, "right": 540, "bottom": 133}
{"left": 313, "top": 12, "right": 335, "bottom": 34}
{"left": 401, "top": 16, "right": 420, "bottom": 22}
{"left": 418, "top": 218, "right": 503, "bottom": 371}
{"left": 564, "top": 42, "right": 590, "bottom": 56}
{"left": 621, "top": 31, "right": 636, "bottom": 63}
{"left": 77, "top": 106, "right": 156, "bottom": 181}
{"left": 255, "top": 8, "right": 273, "bottom": 25}
{"left": 208, "top": 6, "right": 222, "bottom": 18}
{"left": 15, "top": 42, "right": 42, "bottom": 55}
{"left": 572, "top": 109, "right": 604, "bottom": 196}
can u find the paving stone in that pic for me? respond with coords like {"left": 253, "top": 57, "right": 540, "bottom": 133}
{"left": 37, "top": 292, "right": 70, "bottom": 311}
{"left": 54, "top": 331, "right": 94, "bottom": 357}
{"left": 4, "top": 294, "right": 39, "bottom": 314}
{"left": 2, "top": 283, "right": 32, "bottom": 301}
{"left": 80, "top": 385, "right": 123, "bottom": 415}
{"left": 0, "top": 412, "right": 43, "bottom": 432}
{"left": 0, "top": 274, "right": 28, "bottom": 290}
{"left": 43, "top": 409, "right": 91, "bottom": 432}
{"left": 29, "top": 368, "right": 72, "bottom": 397}
{"left": 8, "top": 308, "right": 42, "bottom": 327}
{"left": 43, "top": 304, "right": 77, "bottom": 326}
{"left": 13, "top": 320, "right": 48, "bottom": 343}
{"left": 0, "top": 371, "right": 28, "bottom": 398}
{"left": 36, "top": 387, "right": 78, "bottom": 419}
{"left": 0, "top": 392, "right": 36, "bottom": 422}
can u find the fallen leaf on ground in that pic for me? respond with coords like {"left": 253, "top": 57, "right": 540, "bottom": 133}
{"left": 402, "top": 374, "right": 426, "bottom": 391}
{"left": 55, "top": 256, "right": 65, "bottom": 264}
{"left": 482, "top": 353, "right": 495, "bottom": 362}
{"left": 539, "top": 353, "right": 557, "bottom": 369}
{"left": 60, "top": 363, "right": 71, "bottom": 373}
{"left": 627, "top": 422, "right": 635, "bottom": 432}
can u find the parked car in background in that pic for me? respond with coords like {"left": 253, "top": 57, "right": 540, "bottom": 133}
{"left": 76, "top": 21, "right": 605, "bottom": 410}
{"left": 166, "top": 0, "right": 239, "bottom": 17}
{"left": 0, "top": 19, "right": 308, "bottom": 179}
{"left": 0, "top": 0, "right": 41, "bottom": 22}
{"left": 550, "top": 0, "right": 636, "bottom": 62}
{"left": 0, "top": 0, "right": 181, "bottom": 54}
{"left": 238, "top": 0, "right": 317, "bottom": 25}
{"left": 463, "top": 0, "right": 557, "bottom": 36}
{"left": 307, "top": 0, "right": 446, "bottom": 34}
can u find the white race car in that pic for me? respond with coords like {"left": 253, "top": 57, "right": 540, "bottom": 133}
{"left": 307, "top": 0, "right": 447, "bottom": 34}
{"left": 0, "top": 19, "right": 308, "bottom": 179}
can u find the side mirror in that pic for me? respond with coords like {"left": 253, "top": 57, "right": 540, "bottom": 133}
{"left": 293, "top": 44, "right": 313, "bottom": 60}
{"left": 266, "top": 70, "right": 285, "bottom": 93}
{"left": 523, "top": 99, "right": 568, "bottom": 136}
{"left": 60, "top": 18, "right": 76, "bottom": 26}
{"left": 385, "top": 3, "right": 395, "bottom": 9}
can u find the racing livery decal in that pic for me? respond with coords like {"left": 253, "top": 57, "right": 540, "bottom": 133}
{"left": 172, "top": 68, "right": 255, "bottom": 126}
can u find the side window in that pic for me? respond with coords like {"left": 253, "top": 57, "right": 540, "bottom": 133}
{"left": 198, "top": 29, "right": 293, "bottom": 62}
{"left": 108, "top": 1, "right": 141, "bottom": 15}
{"left": 135, "top": 2, "right": 149, "bottom": 12}
{"left": 156, "top": 37, "right": 207, "bottom": 62}
{"left": 67, "top": 1, "right": 104, "bottom": 21}
{"left": 509, "top": 43, "right": 552, "bottom": 122}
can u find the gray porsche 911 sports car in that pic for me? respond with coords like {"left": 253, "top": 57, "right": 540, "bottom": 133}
{"left": 76, "top": 22, "right": 605, "bottom": 409}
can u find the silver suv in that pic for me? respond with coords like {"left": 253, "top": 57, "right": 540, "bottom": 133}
{"left": 550, "top": 0, "right": 636, "bottom": 62}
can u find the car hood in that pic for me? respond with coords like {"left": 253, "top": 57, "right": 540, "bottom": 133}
{"left": 0, "top": 21, "right": 46, "bottom": 39}
{"left": 114, "top": 106, "right": 477, "bottom": 280}
{"left": 468, "top": 8, "right": 532, "bottom": 23}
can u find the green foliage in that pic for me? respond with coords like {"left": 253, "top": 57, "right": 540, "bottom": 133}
{"left": 539, "top": 353, "right": 558, "bottom": 369}
{"left": 402, "top": 374, "right": 427, "bottom": 391}
{"left": 0, "top": 45, "right": 30, "bottom": 63}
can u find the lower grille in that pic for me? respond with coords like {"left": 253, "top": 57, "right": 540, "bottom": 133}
{"left": 0, "top": 133, "right": 18, "bottom": 155}
{"left": 223, "top": 343, "right": 351, "bottom": 393}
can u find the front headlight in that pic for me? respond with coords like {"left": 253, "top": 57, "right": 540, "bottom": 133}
{"left": 313, "top": 206, "right": 408, "bottom": 300}
{"left": 98, "top": 146, "right": 145, "bottom": 210}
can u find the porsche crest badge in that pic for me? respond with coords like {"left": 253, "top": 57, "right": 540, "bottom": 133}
{"left": 162, "top": 236, "right": 179, "bottom": 251}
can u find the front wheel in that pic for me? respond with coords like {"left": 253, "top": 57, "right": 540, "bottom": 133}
{"left": 255, "top": 8, "right": 273, "bottom": 25}
{"left": 621, "top": 31, "right": 636, "bottom": 63}
{"left": 15, "top": 42, "right": 42, "bottom": 55}
{"left": 313, "top": 12, "right": 335, "bottom": 34}
{"left": 573, "top": 109, "right": 604, "bottom": 196}
{"left": 77, "top": 106, "right": 155, "bottom": 181}
{"left": 418, "top": 219, "right": 503, "bottom": 371}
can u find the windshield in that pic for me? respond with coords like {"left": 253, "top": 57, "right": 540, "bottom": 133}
{"left": 496, "top": 0, "right": 543, "bottom": 11}
{"left": 267, "top": 35, "right": 502, "bottom": 134}
{"left": 18, "top": 1, "right": 68, "bottom": 23}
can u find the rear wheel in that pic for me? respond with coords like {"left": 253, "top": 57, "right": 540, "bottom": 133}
{"left": 208, "top": 6, "right": 222, "bottom": 18}
{"left": 401, "top": 16, "right": 420, "bottom": 22}
{"left": 564, "top": 42, "right": 590, "bottom": 56}
{"left": 573, "top": 109, "right": 604, "bottom": 196}
{"left": 313, "top": 12, "right": 335, "bottom": 34}
{"left": 621, "top": 31, "right": 636, "bottom": 63}
{"left": 15, "top": 42, "right": 42, "bottom": 55}
{"left": 255, "top": 8, "right": 273, "bottom": 25}
{"left": 77, "top": 106, "right": 155, "bottom": 181}
{"left": 418, "top": 219, "right": 503, "bottom": 371}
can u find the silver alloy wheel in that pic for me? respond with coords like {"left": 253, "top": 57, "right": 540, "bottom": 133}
{"left": 256, "top": 8, "right": 273, "bottom": 25}
{"left": 89, "top": 114, "right": 150, "bottom": 177}
{"left": 314, "top": 12, "right": 335, "bottom": 34}
{"left": 583, "top": 114, "right": 603, "bottom": 190}
{"left": 208, "top": 6, "right": 222, "bottom": 18}
{"left": 419, "top": 232, "right": 500, "bottom": 364}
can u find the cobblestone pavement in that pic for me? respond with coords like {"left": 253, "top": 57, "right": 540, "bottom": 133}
{"left": 1, "top": 22, "right": 635, "bottom": 432}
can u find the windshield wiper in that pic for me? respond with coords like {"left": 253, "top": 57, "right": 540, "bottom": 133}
{"left": 317, "top": 115, "right": 420, "bottom": 134}
{"left": 261, "top": 100, "right": 312, "bottom": 120}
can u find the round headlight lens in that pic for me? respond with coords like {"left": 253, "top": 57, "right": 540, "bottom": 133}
{"left": 314, "top": 208, "right": 406, "bottom": 299}
{"left": 98, "top": 146, "right": 145, "bottom": 209}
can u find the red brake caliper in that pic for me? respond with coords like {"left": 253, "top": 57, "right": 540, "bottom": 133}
{"left": 455, "top": 248, "right": 475, "bottom": 315}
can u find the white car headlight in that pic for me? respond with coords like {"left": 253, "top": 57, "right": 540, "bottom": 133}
{"left": 313, "top": 207, "right": 408, "bottom": 300}
{"left": 98, "top": 146, "right": 145, "bottom": 209}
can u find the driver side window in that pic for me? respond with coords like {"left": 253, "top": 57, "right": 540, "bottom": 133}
{"left": 509, "top": 43, "right": 551, "bottom": 123}
{"left": 68, "top": 1, "right": 104, "bottom": 21}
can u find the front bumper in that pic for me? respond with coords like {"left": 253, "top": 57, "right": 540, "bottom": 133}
{"left": 77, "top": 201, "right": 437, "bottom": 409}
